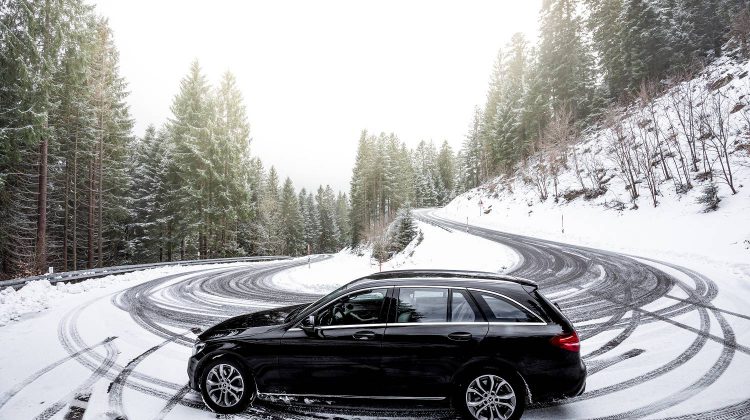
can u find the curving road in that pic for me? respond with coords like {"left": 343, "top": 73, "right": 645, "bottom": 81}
{"left": 1, "top": 212, "right": 748, "bottom": 419}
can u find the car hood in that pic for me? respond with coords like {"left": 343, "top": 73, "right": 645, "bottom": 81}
{"left": 198, "top": 303, "right": 309, "bottom": 341}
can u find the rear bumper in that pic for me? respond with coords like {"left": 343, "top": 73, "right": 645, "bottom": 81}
{"left": 531, "top": 358, "right": 587, "bottom": 403}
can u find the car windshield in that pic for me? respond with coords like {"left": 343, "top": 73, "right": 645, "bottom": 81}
{"left": 284, "top": 280, "right": 360, "bottom": 323}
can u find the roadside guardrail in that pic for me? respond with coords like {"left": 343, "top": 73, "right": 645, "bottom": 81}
{"left": 3, "top": 256, "right": 291, "bottom": 290}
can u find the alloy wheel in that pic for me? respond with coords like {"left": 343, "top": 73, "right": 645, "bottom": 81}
{"left": 465, "top": 374, "right": 516, "bottom": 420}
{"left": 205, "top": 363, "right": 245, "bottom": 407}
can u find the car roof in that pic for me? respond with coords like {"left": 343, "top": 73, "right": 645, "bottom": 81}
{"left": 346, "top": 269, "right": 537, "bottom": 290}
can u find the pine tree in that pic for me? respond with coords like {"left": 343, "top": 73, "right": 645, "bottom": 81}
{"left": 168, "top": 60, "right": 214, "bottom": 259}
{"left": 278, "top": 178, "right": 304, "bottom": 256}
{"left": 316, "top": 185, "right": 340, "bottom": 253}
{"left": 587, "top": 0, "right": 627, "bottom": 98}
{"left": 335, "top": 192, "right": 352, "bottom": 249}
{"left": 538, "top": 0, "right": 596, "bottom": 119}
{"left": 212, "top": 71, "right": 252, "bottom": 256}
{"left": 436, "top": 141, "right": 456, "bottom": 204}
{"left": 302, "top": 190, "right": 321, "bottom": 253}
{"left": 618, "top": 0, "right": 671, "bottom": 92}
{"left": 389, "top": 206, "right": 418, "bottom": 253}
{"left": 461, "top": 108, "right": 483, "bottom": 190}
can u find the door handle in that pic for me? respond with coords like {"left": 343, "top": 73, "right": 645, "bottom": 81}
{"left": 353, "top": 330, "right": 376, "bottom": 340}
{"left": 448, "top": 332, "right": 473, "bottom": 341}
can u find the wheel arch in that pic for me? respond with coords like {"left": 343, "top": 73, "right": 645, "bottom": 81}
{"left": 195, "top": 346, "right": 258, "bottom": 394}
{"left": 452, "top": 357, "right": 533, "bottom": 405}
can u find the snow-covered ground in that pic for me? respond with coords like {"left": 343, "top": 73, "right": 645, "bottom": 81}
{"left": 0, "top": 225, "right": 521, "bottom": 420}
{"left": 271, "top": 221, "right": 519, "bottom": 295}
{"left": 0, "top": 210, "right": 749, "bottom": 418}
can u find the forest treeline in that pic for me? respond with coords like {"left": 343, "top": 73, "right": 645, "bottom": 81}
{"left": 0, "top": 1, "right": 349, "bottom": 279}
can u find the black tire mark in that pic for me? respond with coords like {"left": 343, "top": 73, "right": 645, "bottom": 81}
{"left": 152, "top": 384, "right": 191, "bottom": 420}
{"left": 108, "top": 333, "right": 189, "bottom": 419}
{"left": 585, "top": 348, "right": 645, "bottom": 376}
{"left": 62, "top": 391, "right": 90, "bottom": 420}
{"left": 419, "top": 211, "right": 745, "bottom": 417}
{"left": 33, "top": 339, "right": 118, "bottom": 420}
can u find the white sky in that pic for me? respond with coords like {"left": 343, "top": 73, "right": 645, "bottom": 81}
{"left": 93, "top": 0, "right": 542, "bottom": 193}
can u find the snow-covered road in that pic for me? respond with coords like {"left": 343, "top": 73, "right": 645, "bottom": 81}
{"left": 1, "top": 216, "right": 749, "bottom": 419}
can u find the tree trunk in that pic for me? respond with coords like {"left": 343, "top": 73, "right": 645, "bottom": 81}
{"left": 88, "top": 160, "right": 95, "bottom": 269}
{"left": 35, "top": 137, "right": 48, "bottom": 274}
{"left": 72, "top": 134, "right": 78, "bottom": 270}
{"left": 63, "top": 160, "right": 69, "bottom": 270}
{"left": 97, "top": 134, "right": 103, "bottom": 267}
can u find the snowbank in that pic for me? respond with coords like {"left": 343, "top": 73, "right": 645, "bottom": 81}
{"left": 270, "top": 221, "right": 520, "bottom": 294}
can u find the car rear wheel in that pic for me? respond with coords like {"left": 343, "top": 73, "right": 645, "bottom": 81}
{"left": 456, "top": 370, "right": 525, "bottom": 420}
{"left": 200, "top": 359, "right": 254, "bottom": 414}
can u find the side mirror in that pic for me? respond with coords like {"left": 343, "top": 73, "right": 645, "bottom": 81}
{"left": 300, "top": 314, "right": 316, "bottom": 335}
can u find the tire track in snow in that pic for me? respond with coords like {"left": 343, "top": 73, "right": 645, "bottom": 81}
{"left": 152, "top": 384, "right": 191, "bottom": 420}
{"left": 419, "top": 211, "right": 745, "bottom": 418}
{"left": 33, "top": 339, "right": 118, "bottom": 420}
{"left": 0, "top": 336, "right": 115, "bottom": 411}
{"left": 108, "top": 333, "right": 190, "bottom": 420}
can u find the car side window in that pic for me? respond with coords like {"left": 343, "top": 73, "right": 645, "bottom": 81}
{"left": 395, "top": 287, "right": 449, "bottom": 323}
{"left": 451, "top": 289, "right": 478, "bottom": 322}
{"left": 472, "top": 291, "right": 540, "bottom": 323}
{"left": 315, "top": 288, "right": 387, "bottom": 327}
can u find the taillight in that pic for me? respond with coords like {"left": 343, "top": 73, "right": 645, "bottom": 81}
{"left": 550, "top": 331, "right": 580, "bottom": 352}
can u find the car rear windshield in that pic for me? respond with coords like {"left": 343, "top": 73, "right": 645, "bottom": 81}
{"left": 470, "top": 291, "right": 541, "bottom": 323}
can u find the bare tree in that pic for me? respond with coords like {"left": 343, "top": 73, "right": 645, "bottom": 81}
{"left": 639, "top": 81, "right": 671, "bottom": 182}
{"left": 528, "top": 158, "right": 549, "bottom": 202}
{"left": 540, "top": 107, "right": 575, "bottom": 201}
{"left": 702, "top": 90, "right": 738, "bottom": 194}
{"left": 604, "top": 106, "right": 639, "bottom": 202}
{"left": 668, "top": 69, "right": 702, "bottom": 173}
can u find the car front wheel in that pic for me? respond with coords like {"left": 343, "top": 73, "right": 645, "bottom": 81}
{"left": 200, "top": 359, "right": 253, "bottom": 414}
{"left": 457, "top": 371, "right": 525, "bottom": 420}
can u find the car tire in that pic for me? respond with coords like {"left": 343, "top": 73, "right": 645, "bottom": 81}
{"left": 200, "top": 358, "right": 254, "bottom": 414}
{"left": 454, "top": 368, "right": 526, "bottom": 420}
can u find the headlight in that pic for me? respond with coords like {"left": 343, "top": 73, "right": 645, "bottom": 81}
{"left": 192, "top": 341, "right": 206, "bottom": 355}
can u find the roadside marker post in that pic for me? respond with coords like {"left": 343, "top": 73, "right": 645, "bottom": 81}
{"left": 561, "top": 213, "right": 565, "bottom": 234}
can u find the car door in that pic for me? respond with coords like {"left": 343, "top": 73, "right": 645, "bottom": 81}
{"left": 276, "top": 287, "right": 389, "bottom": 396}
{"left": 380, "top": 286, "right": 488, "bottom": 397}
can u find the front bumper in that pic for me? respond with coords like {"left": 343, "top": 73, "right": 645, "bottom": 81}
{"left": 187, "top": 355, "right": 200, "bottom": 391}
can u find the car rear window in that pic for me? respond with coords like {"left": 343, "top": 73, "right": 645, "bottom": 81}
{"left": 471, "top": 291, "right": 540, "bottom": 323}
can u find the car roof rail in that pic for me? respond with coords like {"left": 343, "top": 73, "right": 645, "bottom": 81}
{"left": 355, "top": 269, "right": 537, "bottom": 288}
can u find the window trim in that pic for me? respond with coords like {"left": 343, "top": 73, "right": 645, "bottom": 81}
{"left": 293, "top": 284, "right": 547, "bottom": 329}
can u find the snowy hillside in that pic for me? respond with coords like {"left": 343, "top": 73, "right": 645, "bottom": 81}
{"left": 441, "top": 54, "right": 750, "bottom": 267}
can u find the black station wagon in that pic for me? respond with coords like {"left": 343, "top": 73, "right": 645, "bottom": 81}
{"left": 187, "top": 269, "right": 586, "bottom": 420}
